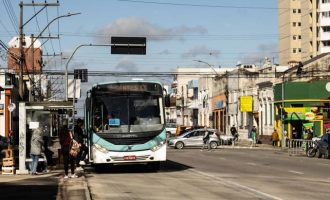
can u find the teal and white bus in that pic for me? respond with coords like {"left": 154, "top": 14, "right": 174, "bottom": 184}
{"left": 85, "top": 80, "right": 169, "bottom": 170}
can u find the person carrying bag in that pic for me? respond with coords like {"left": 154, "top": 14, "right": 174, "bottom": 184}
{"left": 59, "top": 126, "right": 79, "bottom": 179}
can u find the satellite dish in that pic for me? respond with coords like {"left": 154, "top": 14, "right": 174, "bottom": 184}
{"left": 8, "top": 103, "right": 16, "bottom": 112}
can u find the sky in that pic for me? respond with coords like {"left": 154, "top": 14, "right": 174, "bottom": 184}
{"left": 0, "top": 0, "right": 278, "bottom": 115}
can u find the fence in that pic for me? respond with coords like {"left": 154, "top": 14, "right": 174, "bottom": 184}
{"left": 287, "top": 139, "right": 313, "bottom": 156}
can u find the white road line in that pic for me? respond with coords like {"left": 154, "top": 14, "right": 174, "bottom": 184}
{"left": 317, "top": 163, "right": 330, "bottom": 167}
{"left": 189, "top": 169, "right": 283, "bottom": 200}
{"left": 288, "top": 170, "right": 304, "bottom": 175}
{"left": 246, "top": 162, "right": 257, "bottom": 166}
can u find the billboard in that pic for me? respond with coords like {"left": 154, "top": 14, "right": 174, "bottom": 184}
{"left": 239, "top": 96, "right": 253, "bottom": 112}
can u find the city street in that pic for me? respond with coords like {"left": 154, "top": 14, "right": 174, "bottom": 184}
{"left": 85, "top": 148, "right": 330, "bottom": 200}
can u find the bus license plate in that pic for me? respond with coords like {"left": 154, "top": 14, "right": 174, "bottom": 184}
{"left": 124, "top": 155, "right": 136, "bottom": 160}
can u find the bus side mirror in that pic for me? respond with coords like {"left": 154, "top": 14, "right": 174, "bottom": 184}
{"left": 165, "top": 94, "right": 170, "bottom": 107}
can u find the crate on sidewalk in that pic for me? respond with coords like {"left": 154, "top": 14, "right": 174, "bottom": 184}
{"left": 4, "top": 149, "right": 13, "bottom": 158}
{"left": 1, "top": 166, "right": 15, "bottom": 175}
{"left": 2, "top": 157, "right": 15, "bottom": 167}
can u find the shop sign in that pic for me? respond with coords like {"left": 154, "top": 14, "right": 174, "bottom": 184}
{"left": 283, "top": 107, "right": 323, "bottom": 120}
{"left": 216, "top": 101, "right": 224, "bottom": 109}
{"left": 240, "top": 96, "right": 252, "bottom": 112}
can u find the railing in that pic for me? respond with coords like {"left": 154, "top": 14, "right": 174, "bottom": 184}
{"left": 288, "top": 139, "right": 313, "bottom": 156}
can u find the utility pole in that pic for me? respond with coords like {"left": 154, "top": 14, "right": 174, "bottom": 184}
{"left": 19, "top": 1, "right": 24, "bottom": 99}
{"left": 17, "top": 1, "right": 61, "bottom": 100}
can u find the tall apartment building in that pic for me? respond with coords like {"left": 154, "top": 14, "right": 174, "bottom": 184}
{"left": 279, "top": 0, "right": 330, "bottom": 65}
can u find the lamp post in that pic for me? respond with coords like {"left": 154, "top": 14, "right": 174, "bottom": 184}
{"left": 64, "top": 44, "right": 113, "bottom": 101}
{"left": 18, "top": 12, "right": 80, "bottom": 99}
{"left": 194, "top": 59, "right": 220, "bottom": 76}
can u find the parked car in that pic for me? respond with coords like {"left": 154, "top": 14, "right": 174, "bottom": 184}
{"left": 166, "top": 123, "right": 177, "bottom": 138}
{"left": 175, "top": 125, "right": 204, "bottom": 136}
{"left": 317, "top": 133, "right": 330, "bottom": 159}
{"left": 168, "top": 128, "right": 233, "bottom": 149}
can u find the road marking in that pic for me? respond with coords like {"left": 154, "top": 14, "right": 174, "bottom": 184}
{"left": 246, "top": 162, "right": 257, "bottom": 166}
{"left": 288, "top": 170, "right": 304, "bottom": 175}
{"left": 189, "top": 169, "right": 283, "bottom": 200}
{"left": 318, "top": 163, "right": 330, "bottom": 167}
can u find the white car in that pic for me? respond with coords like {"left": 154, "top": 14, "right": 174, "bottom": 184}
{"left": 166, "top": 123, "right": 177, "bottom": 138}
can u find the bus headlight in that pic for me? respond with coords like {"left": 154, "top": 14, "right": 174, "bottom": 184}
{"left": 151, "top": 141, "right": 165, "bottom": 152}
{"left": 93, "top": 143, "right": 109, "bottom": 154}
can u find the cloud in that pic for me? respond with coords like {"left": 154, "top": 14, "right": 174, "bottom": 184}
{"left": 181, "top": 45, "right": 221, "bottom": 58}
{"left": 115, "top": 59, "right": 138, "bottom": 72}
{"left": 95, "top": 16, "right": 207, "bottom": 42}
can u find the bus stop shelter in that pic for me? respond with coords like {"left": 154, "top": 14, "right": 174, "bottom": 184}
{"left": 16, "top": 101, "right": 73, "bottom": 174}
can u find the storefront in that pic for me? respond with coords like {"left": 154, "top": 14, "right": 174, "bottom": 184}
{"left": 211, "top": 95, "right": 226, "bottom": 133}
{"left": 274, "top": 80, "right": 330, "bottom": 140}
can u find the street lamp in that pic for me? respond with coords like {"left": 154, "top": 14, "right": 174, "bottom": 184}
{"left": 194, "top": 59, "right": 219, "bottom": 76}
{"left": 64, "top": 44, "right": 113, "bottom": 101}
{"left": 18, "top": 12, "right": 81, "bottom": 99}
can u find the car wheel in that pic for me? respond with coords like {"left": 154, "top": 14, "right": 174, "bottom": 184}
{"left": 210, "top": 141, "right": 218, "bottom": 149}
{"left": 175, "top": 141, "right": 184, "bottom": 149}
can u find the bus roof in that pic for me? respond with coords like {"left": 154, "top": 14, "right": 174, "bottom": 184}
{"left": 90, "top": 80, "right": 163, "bottom": 90}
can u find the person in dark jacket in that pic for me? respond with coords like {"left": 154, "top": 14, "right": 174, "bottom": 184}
{"left": 59, "top": 125, "right": 77, "bottom": 179}
{"left": 74, "top": 118, "right": 88, "bottom": 168}
{"left": 30, "top": 127, "right": 43, "bottom": 175}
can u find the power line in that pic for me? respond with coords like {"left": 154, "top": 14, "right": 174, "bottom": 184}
{"left": 3, "top": 0, "right": 19, "bottom": 34}
{"left": 116, "top": 0, "right": 284, "bottom": 10}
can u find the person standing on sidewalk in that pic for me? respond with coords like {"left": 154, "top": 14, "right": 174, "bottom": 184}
{"left": 74, "top": 118, "right": 88, "bottom": 170}
{"left": 59, "top": 125, "right": 77, "bottom": 179}
{"left": 30, "top": 127, "right": 44, "bottom": 175}
{"left": 271, "top": 129, "right": 279, "bottom": 147}
{"left": 251, "top": 126, "right": 257, "bottom": 147}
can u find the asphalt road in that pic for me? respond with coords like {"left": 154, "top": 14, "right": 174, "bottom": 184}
{"left": 85, "top": 148, "right": 330, "bottom": 200}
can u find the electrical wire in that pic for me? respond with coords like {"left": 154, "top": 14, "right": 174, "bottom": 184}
{"left": 116, "top": 0, "right": 285, "bottom": 10}
{"left": 2, "top": 0, "right": 19, "bottom": 35}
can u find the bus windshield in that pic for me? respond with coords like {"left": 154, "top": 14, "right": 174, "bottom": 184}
{"left": 92, "top": 95, "right": 164, "bottom": 133}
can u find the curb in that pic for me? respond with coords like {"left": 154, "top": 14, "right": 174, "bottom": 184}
{"left": 56, "top": 173, "right": 91, "bottom": 200}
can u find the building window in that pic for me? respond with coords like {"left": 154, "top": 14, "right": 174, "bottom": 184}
{"left": 293, "top": 35, "right": 302, "bottom": 40}
{"left": 322, "top": 0, "right": 330, "bottom": 4}
{"left": 293, "top": 48, "right": 297, "bottom": 53}
{"left": 322, "top": 11, "right": 330, "bottom": 18}
{"left": 323, "top": 40, "right": 330, "bottom": 46}
{"left": 323, "top": 26, "right": 330, "bottom": 32}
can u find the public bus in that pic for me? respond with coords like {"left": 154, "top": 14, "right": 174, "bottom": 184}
{"left": 85, "top": 80, "right": 170, "bottom": 170}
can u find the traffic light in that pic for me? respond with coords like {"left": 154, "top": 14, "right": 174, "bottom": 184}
{"left": 74, "top": 69, "right": 88, "bottom": 82}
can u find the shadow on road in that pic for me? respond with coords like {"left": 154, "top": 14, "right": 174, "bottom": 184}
{"left": 84, "top": 160, "right": 192, "bottom": 175}
{"left": 0, "top": 175, "right": 59, "bottom": 200}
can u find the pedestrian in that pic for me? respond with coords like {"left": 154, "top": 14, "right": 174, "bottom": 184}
{"left": 251, "top": 126, "right": 257, "bottom": 147}
{"left": 230, "top": 125, "right": 239, "bottom": 142}
{"left": 59, "top": 125, "right": 77, "bottom": 179}
{"left": 30, "top": 127, "right": 44, "bottom": 175}
{"left": 201, "top": 127, "right": 211, "bottom": 151}
{"left": 271, "top": 129, "right": 279, "bottom": 147}
{"left": 74, "top": 118, "right": 88, "bottom": 170}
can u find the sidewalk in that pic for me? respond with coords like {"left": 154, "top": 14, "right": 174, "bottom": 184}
{"left": 0, "top": 168, "right": 90, "bottom": 200}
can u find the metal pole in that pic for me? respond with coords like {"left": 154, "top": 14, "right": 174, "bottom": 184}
{"left": 281, "top": 74, "right": 285, "bottom": 148}
{"left": 64, "top": 44, "right": 114, "bottom": 101}
{"left": 19, "top": 1, "right": 24, "bottom": 99}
